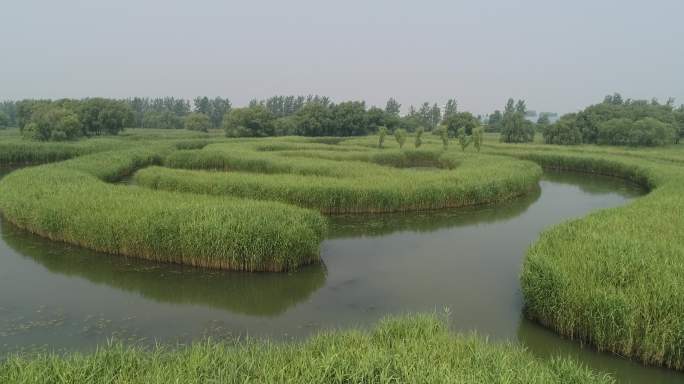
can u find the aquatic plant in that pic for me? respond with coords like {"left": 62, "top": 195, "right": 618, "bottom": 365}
{"left": 135, "top": 141, "right": 541, "bottom": 213}
{"left": 0, "top": 315, "right": 613, "bottom": 384}
{"left": 0, "top": 147, "right": 325, "bottom": 272}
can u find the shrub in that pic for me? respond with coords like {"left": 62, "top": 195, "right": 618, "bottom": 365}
{"left": 21, "top": 104, "right": 82, "bottom": 141}
{"left": 543, "top": 117, "right": 583, "bottom": 145}
{"left": 224, "top": 106, "right": 275, "bottom": 137}
{"left": 444, "top": 111, "right": 479, "bottom": 136}
{"left": 414, "top": 127, "right": 424, "bottom": 148}
{"left": 184, "top": 112, "right": 211, "bottom": 132}
{"left": 597, "top": 117, "right": 676, "bottom": 146}
{"left": 0, "top": 111, "right": 9, "bottom": 128}
{"left": 143, "top": 111, "right": 184, "bottom": 129}
{"left": 473, "top": 126, "right": 484, "bottom": 152}
{"left": 500, "top": 112, "right": 535, "bottom": 143}
{"left": 78, "top": 98, "right": 133, "bottom": 136}
{"left": 394, "top": 128, "right": 406, "bottom": 148}
{"left": 437, "top": 125, "right": 449, "bottom": 149}
{"left": 272, "top": 115, "right": 298, "bottom": 136}
{"left": 457, "top": 127, "right": 471, "bottom": 151}
{"left": 377, "top": 126, "right": 388, "bottom": 148}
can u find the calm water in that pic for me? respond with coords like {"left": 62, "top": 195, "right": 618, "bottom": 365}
{"left": 0, "top": 167, "right": 680, "bottom": 383}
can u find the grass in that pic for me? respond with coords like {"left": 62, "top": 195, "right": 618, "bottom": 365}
{"left": 0, "top": 314, "right": 614, "bottom": 384}
{"left": 0, "top": 146, "right": 325, "bottom": 272}
{"left": 135, "top": 139, "right": 543, "bottom": 213}
{"left": 475, "top": 141, "right": 684, "bottom": 370}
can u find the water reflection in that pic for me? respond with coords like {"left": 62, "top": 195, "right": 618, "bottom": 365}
{"left": 1, "top": 223, "right": 326, "bottom": 317}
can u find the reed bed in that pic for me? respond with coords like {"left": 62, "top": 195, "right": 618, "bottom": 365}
{"left": 138, "top": 141, "right": 542, "bottom": 213}
{"left": 0, "top": 147, "right": 325, "bottom": 271}
{"left": 478, "top": 143, "right": 684, "bottom": 370}
{"left": 0, "top": 314, "right": 613, "bottom": 384}
{"left": 0, "top": 136, "right": 128, "bottom": 165}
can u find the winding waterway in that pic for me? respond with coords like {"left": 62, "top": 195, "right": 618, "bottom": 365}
{"left": 0, "top": 167, "right": 680, "bottom": 383}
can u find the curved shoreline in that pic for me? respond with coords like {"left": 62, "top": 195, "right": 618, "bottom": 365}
{"left": 484, "top": 146, "right": 684, "bottom": 370}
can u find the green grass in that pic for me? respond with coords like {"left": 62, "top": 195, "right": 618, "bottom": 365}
{"left": 0, "top": 146, "right": 325, "bottom": 272}
{"left": 135, "top": 139, "right": 542, "bottom": 213}
{"left": 0, "top": 314, "right": 614, "bottom": 384}
{"left": 476, "top": 142, "right": 684, "bottom": 370}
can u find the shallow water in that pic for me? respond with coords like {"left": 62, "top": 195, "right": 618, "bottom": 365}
{"left": 0, "top": 167, "right": 680, "bottom": 382}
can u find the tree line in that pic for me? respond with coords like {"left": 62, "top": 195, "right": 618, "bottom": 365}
{"left": 0, "top": 95, "right": 560, "bottom": 144}
{"left": 5, "top": 93, "right": 683, "bottom": 146}
{"left": 14, "top": 99, "right": 133, "bottom": 141}
{"left": 224, "top": 96, "right": 487, "bottom": 138}
{"left": 542, "top": 93, "right": 684, "bottom": 146}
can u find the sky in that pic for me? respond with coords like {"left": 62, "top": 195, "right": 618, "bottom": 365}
{"left": 1, "top": 0, "right": 683, "bottom": 115}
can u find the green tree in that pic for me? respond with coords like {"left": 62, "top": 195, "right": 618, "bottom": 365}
{"left": 78, "top": 98, "right": 133, "bottom": 136}
{"left": 418, "top": 102, "right": 433, "bottom": 129}
{"left": 385, "top": 98, "right": 401, "bottom": 116}
{"left": 486, "top": 110, "right": 503, "bottom": 132}
{"left": 414, "top": 127, "right": 424, "bottom": 148}
{"left": 597, "top": 117, "right": 675, "bottom": 146}
{"left": 675, "top": 107, "right": 684, "bottom": 144}
{"left": 378, "top": 126, "right": 388, "bottom": 148}
{"left": 193, "top": 97, "right": 211, "bottom": 115}
{"left": 444, "top": 112, "right": 478, "bottom": 137}
{"left": 331, "top": 101, "right": 369, "bottom": 136}
{"left": 435, "top": 125, "right": 449, "bottom": 149}
{"left": 457, "top": 127, "right": 471, "bottom": 151}
{"left": 443, "top": 99, "right": 458, "bottom": 121}
{"left": 272, "top": 116, "right": 298, "bottom": 136}
{"left": 294, "top": 102, "right": 333, "bottom": 136}
{"left": 209, "top": 97, "right": 232, "bottom": 128}
{"left": 0, "top": 111, "right": 9, "bottom": 128}
{"left": 500, "top": 99, "right": 535, "bottom": 143}
{"left": 515, "top": 100, "right": 527, "bottom": 114}
{"left": 536, "top": 113, "right": 551, "bottom": 132}
{"left": 368, "top": 106, "right": 399, "bottom": 131}
{"left": 16, "top": 100, "right": 51, "bottom": 129}
{"left": 22, "top": 104, "right": 82, "bottom": 141}
{"left": 394, "top": 128, "right": 407, "bottom": 148}
{"left": 0, "top": 101, "right": 17, "bottom": 127}
{"left": 543, "top": 115, "right": 583, "bottom": 145}
{"left": 184, "top": 112, "right": 211, "bottom": 132}
{"left": 223, "top": 106, "right": 275, "bottom": 137}
{"left": 429, "top": 103, "right": 441, "bottom": 129}
{"left": 163, "top": 111, "right": 183, "bottom": 129}
{"left": 472, "top": 126, "right": 484, "bottom": 152}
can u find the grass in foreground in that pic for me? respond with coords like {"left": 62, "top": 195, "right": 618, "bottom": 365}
{"left": 0, "top": 315, "right": 614, "bottom": 384}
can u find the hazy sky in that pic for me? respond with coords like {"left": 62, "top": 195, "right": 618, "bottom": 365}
{"left": 2, "top": 0, "right": 683, "bottom": 114}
